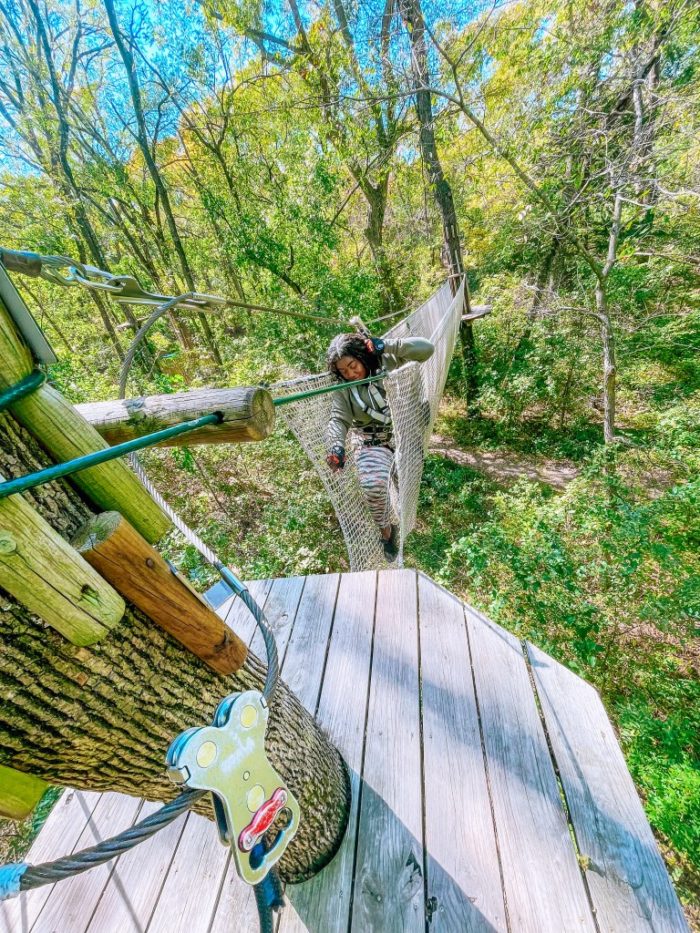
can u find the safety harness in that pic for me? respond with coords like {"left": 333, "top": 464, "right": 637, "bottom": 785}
{"left": 350, "top": 382, "right": 394, "bottom": 446}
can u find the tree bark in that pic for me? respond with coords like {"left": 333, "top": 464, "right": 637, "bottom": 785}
{"left": 358, "top": 172, "right": 403, "bottom": 313}
{"left": 596, "top": 286, "right": 617, "bottom": 445}
{"left": 0, "top": 412, "right": 350, "bottom": 882}
{"left": 397, "top": 0, "right": 478, "bottom": 404}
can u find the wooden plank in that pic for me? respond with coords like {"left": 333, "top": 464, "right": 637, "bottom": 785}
{"left": 351, "top": 568, "right": 425, "bottom": 932}
{"left": 210, "top": 576, "right": 322, "bottom": 933}
{"left": 0, "top": 477, "right": 125, "bottom": 646}
{"left": 32, "top": 791, "right": 142, "bottom": 933}
{"left": 75, "top": 385, "right": 275, "bottom": 447}
{"left": 145, "top": 810, "right": 229, "bottom": 933}
{"left": 466, "top": 606, "right": 595, "bottom": 932}
{"left": 217, "top": 579, "right": 274, "bottom": 649}
{"left": 274, "top": 574, "right": 339, "bottom": 710}
{"left": 0, "top": 765, "right": 48, "bottom": 820}
{"left": 0, "top": 789, "right": 101, "bottom": 933}
{"left": 280, "top": 570, "right": 376, "bottom": 933}
{"left": 207, "top": 855, "right": 259, "bottom": 933}
{"left": 73, "top": 512, "right": 247, "bottom": 674}
{"left": 527, "top": 642, "right": 689, "bottom": 933}
{"left": 249, "top": 576, "right": 305, "bottom": 662}
{"left": 84, "top": 799, "right": 189, "bottom": 933}
{"left": 418, "top": 575, "right": 507, "bottom": 931}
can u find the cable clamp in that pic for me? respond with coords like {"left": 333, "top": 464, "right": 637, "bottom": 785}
{"left": 166, "top": 690, "right": 300, "bottom": 885}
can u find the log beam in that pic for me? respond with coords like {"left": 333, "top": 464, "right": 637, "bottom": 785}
{"left": 75, "top": 386, "right": 275, "bottom": 447}
{"left": 0, "top": 473, "right": 126, "bottom": 645}
{"left": 0, "top": 764, "right": 48, "bottom": 820}
{"left": 73, "top": 512, "right": 248, "bottom": 676}
{"left": 0, "top": 294, "right": 171, "bottom": 543}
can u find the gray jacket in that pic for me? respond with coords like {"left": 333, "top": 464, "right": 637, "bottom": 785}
{"left": 326, "top": 336, "right": 435, "bottom": 450}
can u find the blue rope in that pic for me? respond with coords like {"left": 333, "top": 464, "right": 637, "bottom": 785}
{"left": 0, "top": 863, "right": 28, "bottom": 901}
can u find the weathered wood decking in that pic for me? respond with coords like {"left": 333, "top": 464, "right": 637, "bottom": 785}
{"left": 1, "top": 570, "right": 688, "bottom": 932}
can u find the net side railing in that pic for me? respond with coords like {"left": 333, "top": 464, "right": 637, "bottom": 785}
{"left": 272, "top": 279, "right": 464, "bottom": 571}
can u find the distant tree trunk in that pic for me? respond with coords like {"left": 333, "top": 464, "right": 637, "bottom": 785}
{"left": 509, "top": 237, "right": 560, "bottom": 373}
{"left": 0, "top": 408, "right": 349, "bottom": 883}
{"left": 595, "top": 191, "right": 623, "bottom": 445}
{"left": 103, "top": 0, "right": 222, "bottom": 365}
{"left": 596, "top": 285, "right": 617, "bottom": 445}
{"left": 397, "top": 0, "right": 478, "bottom": 406}
{"left": 358, "top": 172, "right": 403, "bottom": 313}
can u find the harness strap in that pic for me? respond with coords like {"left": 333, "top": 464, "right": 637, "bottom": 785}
{"left": 350, "top": 384, "right": 391, "bottom": 424}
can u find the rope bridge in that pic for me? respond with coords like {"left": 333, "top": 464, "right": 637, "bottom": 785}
{"left": 272, "top": 279, "right": 465, "bottom": 569}
{"left": 0, "top": 247, "right": 464, "bottom": 567}
{"left": 0, "top": 254, "right": 463, "bottom": 931}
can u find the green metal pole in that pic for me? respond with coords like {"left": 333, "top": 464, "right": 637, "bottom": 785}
{"left": 0, "top": 370, "right": 46, "bottom": 413}
{"left": 0, "top": 413, "right": 222, "bottom": 501}
{"left": 272, "top": 373, "right": 387, "bottom": 407}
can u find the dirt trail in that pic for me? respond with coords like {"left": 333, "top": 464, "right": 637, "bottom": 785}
{"left": 429, "top": 434, "right": 579, "bottom": 491}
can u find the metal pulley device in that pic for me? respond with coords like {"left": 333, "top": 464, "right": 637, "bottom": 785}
{"left": 166, "top": 690, "right": 300, "bottom": 885}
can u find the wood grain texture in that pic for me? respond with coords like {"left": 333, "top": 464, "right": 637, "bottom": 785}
{"left": 0, "top": 764, "right": 48, "bottom": 820}
{"left": 73, "top": 512, "right": 247, "bottom": 674}
{"left": 84, "top": 798, "right": 189, "bottom": 933}
{"left": 280, "top": 570, "right": 377, "bottom": 933}
{"left": 0, "top": 790, "right": 101, "bottom": 933}
{"left": 351, "top": 568, "right": 425, "bottom": 933}
{"left": 7, "top": 572, "right": 685, "bottom": 933}
{"left": 217, "top": 578, "right": 274, "bottom": 648}
{"left": 277, "top": 573, "right": 340, "bottom": 711}
{"left": 418, "top": 574, "right": 507, "bottom": 931}
{"left": 249, "top": 576, "right": 305, "bottom": 662}
{"left": 527, "top": 642, "right": 689, "bottom": 933}
{"left": 32, "top": 791, "right": 142, "bottom": 933}
{"left": 146, "top": 809, "right": 230, "bottom": 933}
{"left": 0, "top": 481, "right": 125, "bottom": 646}
{"left": 75, "top": 386, "right": 275, "bottom": 447}
{"left": 466, "top": 606, "right": 596, "bottom": 932}
{"left": 208, "top": 854, "right": 260, "bottom": 933}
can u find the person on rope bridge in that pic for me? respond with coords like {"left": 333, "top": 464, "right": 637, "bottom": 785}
{"left": 325, "top": 332, "right": 435, "bottom": 561}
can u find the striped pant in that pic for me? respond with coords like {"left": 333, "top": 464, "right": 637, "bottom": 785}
{"left": 356, "top": 445, "right": 395, "bottom": 529}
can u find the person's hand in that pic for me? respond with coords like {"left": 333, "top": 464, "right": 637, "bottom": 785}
{"left": 326, "top": 445, "right": 346, "bottom": 472}
{"left": 364, "top": 337, "right": 385, "bottom": 355}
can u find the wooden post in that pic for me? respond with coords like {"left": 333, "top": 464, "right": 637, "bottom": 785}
{"left": 75, "top": 386, "right": 275, "bottom": 447}
{"left": 0, "top": 764, "right": 48, "bottom": 819}
{"left": 0, "top": 294, "right": 171, "bottom": 543}
{"left": 0, "top": 474, "right": 125, "bottom": 645}
{"left": 73, "top": 512, "right": 248, "bottom": 676}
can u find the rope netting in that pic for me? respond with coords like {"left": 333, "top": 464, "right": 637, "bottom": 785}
{"left": 272, "top": 279, "right": 464, "bottom": 570}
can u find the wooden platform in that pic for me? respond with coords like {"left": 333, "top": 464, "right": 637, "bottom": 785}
{"left": 1, "top": 570, "right": 688, "bottom": 932}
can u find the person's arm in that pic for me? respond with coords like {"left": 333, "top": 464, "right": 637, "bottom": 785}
{"left": 326, "top": 391, "right": 352, "bottom": 470}
{"left": 382, "top": 336, "right": 435, "bottom": 365}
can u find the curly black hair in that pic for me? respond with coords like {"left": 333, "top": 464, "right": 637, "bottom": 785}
{"left": 326, "top": 333, "right": 381, "bottom": 380}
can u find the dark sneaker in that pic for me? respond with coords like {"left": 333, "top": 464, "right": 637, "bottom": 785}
{"left": 383, "top": 525, "right": 399, "bottom": 562}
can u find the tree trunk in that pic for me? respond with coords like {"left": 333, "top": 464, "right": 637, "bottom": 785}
{"left": 596, "top": 285, "right": 617, "bottom": 445}
{"left": 0, "top": 413, "right": 349, "bottom": 883}
{"left": 360, "top": 173, "right": 403, "bottom": 314}
{"left": 398, "top": 0, "right": 478, "bottom": 404}
{"left": 103, "top": 0, "right": 222, "bottom": 366}
{"left": 509, "top": 237, "right": 560, "bottom": 372}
